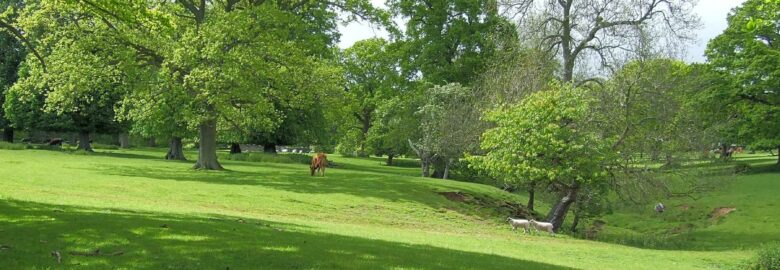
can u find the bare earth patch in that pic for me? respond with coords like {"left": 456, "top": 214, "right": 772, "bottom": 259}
{"left": 709, "top": 207, "right": 737, "bottom": 222}
{"left": 678, "top": 204, "right": 691, "bottom": 211}
{"left": 436, "top": 191, "right": 535, "bottom": 218}
{"left": 438, "top": 191, "right": 468, "bottom": 202}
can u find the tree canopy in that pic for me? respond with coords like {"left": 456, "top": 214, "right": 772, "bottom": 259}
{"left": 706, "top": 0, "right": 780, "bottom": 164}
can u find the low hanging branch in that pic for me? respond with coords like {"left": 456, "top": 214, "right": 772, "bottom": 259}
{"left": 0, "top": 18, "right": 46, "bottom": 72}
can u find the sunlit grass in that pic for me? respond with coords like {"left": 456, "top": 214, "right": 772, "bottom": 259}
{"left": 0, "top": 148, "right": 768, "bottom": 269}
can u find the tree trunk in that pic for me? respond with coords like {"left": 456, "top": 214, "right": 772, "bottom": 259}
{"left": 527, "top": 185, "right": 535, "bottom": 212}
{"left": 118, "top": 133, "right": 130, "bottom": 148}
{"left": 421, "top": 158, "right": 431, "bottom": 177}
{"left": 2, "top": 127, "right": 12, "bottom": 142}
{"left": 546, "top": 184, "right": 579, "bottom": 232}
{"left": 431, "top": 156, "right": 446, "bottom": 178}
{"left": 263, "top": 143, "right": 277, "bottom": 154}
{"left": 147, "top": 136, "right": 156, "bottom": 147}
{"left": 193, "top": 120, "right": 223, "bottom": 170}
{"left": 570, "top": 208, "right": 581, "bottom": 233}
{"left": 386, "top": 154, "right": 394, "bottom": 166}
{"left": 77, "top": 131, "right": 93, "bottom": 152}
{"left": 777, "top": 146, "right": 780, "bottom": 166}
{"left": 720, "top": 143, "right": 730, "bottom": 160}
{"left": 230, "top": 143, "right": 242, "bottom": 154}
{"left": 442, "top": 158, "right": 453, "bottom": 179}
{"left": 358, "top": 110, "right": 371, "bottom": 157}
{"left": 166, "top": 137, "right": 186, "bottom": 161}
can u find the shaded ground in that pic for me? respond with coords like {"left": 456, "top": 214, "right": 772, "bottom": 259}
{"left": 0, "top": 200, "right": 566, "bottom": 270}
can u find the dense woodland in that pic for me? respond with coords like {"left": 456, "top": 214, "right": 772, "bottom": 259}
{"left": 1, "top": 0, "right": 779, "bottom": 237}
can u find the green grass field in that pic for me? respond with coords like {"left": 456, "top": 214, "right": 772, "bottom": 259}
{"left": 0, "top": 147, "right": 775, "bottom": 269}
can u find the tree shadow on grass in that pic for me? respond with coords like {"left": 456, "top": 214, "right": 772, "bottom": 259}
{"left": 89, "top": 151, "right": 168, "bottom": 161}
{"left": 0, "top": 200, "right": 569, "bottom": 270}
{"left": 95, "top": 160, "right": 497, "bottom": 214}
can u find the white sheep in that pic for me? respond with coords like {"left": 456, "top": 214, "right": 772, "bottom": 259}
{"left": 507, "top": 217, "right": 531, "bottom": 234}
{"left": 529, "top": 219, "right": 555, "bottom": 236}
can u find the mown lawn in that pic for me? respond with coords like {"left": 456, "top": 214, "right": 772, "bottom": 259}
{"left": 0, "top": 147, "right": 763, "bottom": 269}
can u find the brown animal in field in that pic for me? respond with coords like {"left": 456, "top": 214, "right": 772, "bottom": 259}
{"left": 310, "top": 152, "right": 327, "bottom": 176}
{"left": 47, "top": 138, "right": 63, "bottom": 146}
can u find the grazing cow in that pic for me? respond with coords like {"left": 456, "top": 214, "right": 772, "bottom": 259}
{"left": 655, "top": 202, "right": 665, "bottom": 213}
{"left": 47, "top": 138, "right": 63, "bottom": 146}
{"left": 310, "top": 152, "right": 327, "bottom": 176}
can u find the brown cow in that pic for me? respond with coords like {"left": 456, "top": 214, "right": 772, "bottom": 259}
{"left": 310, "top": 152, "right": 327, "bottom": 176}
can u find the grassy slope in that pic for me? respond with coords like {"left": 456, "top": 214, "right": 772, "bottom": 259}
{"left": 596, "top": 154, "right": 780, "bottom": 251}
{"left": 0, "top": 148, "right": 757, "bottom": 269}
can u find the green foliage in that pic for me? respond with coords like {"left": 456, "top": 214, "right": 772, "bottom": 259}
{"left": 0, "top": 0, "right": 26, "bottom": 132}
{"left": 753, "top": 244, "right": 780, "bottom": 270}
{"left": 389, "top": 0, "right": 509, "bottom": 85}
{"left": 339, "top": 38, "right": 403, "bottom": 155}
{"left": 4, "top": 2, "right": 128, "bottom": 137}
{"left": 0, "top": 141, "right": 24, "bottom": 150}
{"left": 469, "top": 84, "right": 615, "bottom": 190}
{"left": 706, "top": 0, "right": 780, "bottom": 159}
{"left": 598, "top": 59, "right": 713, "bottom": 165}
{"left": 222, "top": 152, "right": 311, "bottom": 165}
{"left": 366, "top": 95, "right": 417, "bottom": 160}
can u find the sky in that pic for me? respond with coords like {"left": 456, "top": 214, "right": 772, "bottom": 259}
{"left": 336, "top": 0, "right": 747, "bottom": 63}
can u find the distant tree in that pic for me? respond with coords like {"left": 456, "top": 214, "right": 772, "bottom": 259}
{"left": 0, "top": 33, "right": 24, "bottom": 142}
{"left": 411, "top": 83, "right": 483, "bottom": 179}
{"left": 389, "top": 0, "right": 509, "bottom": 86}
{"left": 367, "top": 95, "right": 417, "bottom": 166}
{"left": 502, "top": 0, "right": 699, "bottom": 83}
{"left": 4, "top": 6, "right": 131, "bottom": 151}
{"left": 249, "top": 63, "right": 345, "bottom": 154}
{"left": 706, "top": 0, "right": 780, "bottom": 166}
{"left": 28, "top": 0, "right": 391, "bottom": 170}
{"left": 341, "top": 38, "right": 401, "bottom": 156}
{"left": 118, "top": 69, "right": 193, "bottom": 160}
{"left": 469, "top": 84, "right": 616, "bottom": 231}
{"left": 0, "top": 0, "right": 26, "bottom": 142}
{"left": 599, "top": 59, "right": 700, "bottom": 166}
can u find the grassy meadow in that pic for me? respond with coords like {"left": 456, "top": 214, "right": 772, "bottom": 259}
{"left": 0, "top": 146, "right": 776, "bottom": 269}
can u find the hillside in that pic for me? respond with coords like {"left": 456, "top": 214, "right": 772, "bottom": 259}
{"left": 0, "top": 148, "right": 766, "bottom": 269}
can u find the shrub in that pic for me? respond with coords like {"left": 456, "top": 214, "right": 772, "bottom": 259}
{"left": 388, "top": 158, "right": 420, "bottom": 168}
{"left": 753, "top": 244, "right": 780, "bottom": 270}
{"left": 733, "top": 162, "right": 752, "bottom": 174}
{"left": 92, "top": 143, "right": 120, "bottom": 150}
{"left": 223, "top": 152, "right": 311, "bottom": 165}
{"left": 0, "top": 142, "right": 26, "bottom": 150}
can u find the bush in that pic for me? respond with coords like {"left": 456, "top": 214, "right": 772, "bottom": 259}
{"left": 0, "top": 141, "right": 26, "bottom": 150}
{"left": 92, "top": 143, "right": 120, "bottom": 150}
{"left": 753, "top": 244, "right": 780, "bottom": 270}
{"left": 223, "top": 152, "right": 311, "bottom": 165}
{"left": 733, "top": 162, "right": 752, "bottom": 174}
{"left": 388, "top": 158, "right": 420, "bottom": 168}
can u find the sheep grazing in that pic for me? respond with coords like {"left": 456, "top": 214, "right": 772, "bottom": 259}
{"left": 507, "top": 217, "right": 531, "bottom": 234}
{"left": 655, "top": 203, "right": 665, "bottom": 213}
{"left": 529, "top": 219, "right": 555, "bottom": 236}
